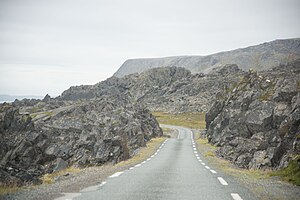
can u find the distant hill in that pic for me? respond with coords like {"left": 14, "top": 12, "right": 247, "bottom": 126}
{"left": 0, "top": 94, "right": 43, "bottom": 102}
{"left": 114, "top": 38, "right": 300, "bottom": 77}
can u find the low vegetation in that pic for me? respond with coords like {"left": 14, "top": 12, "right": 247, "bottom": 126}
{"left": 41, "top": 167, "right": 81, "bottom": 184}
{"left": 270, "top": 157, "right": 300, "bottom": 186}
{"left": 0, "top": 185, "right": 20, "bottom": 196}
{"left": 152, "top": 112, "right": 206, "bottom": 129}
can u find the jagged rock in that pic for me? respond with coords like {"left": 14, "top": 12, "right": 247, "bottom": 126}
{"left": 0, "top": 94, "right": 162, "bottom": 185}
{"left": 57, "top": 65, "right": 245, "bottom": 113}
{"left": 42, "top": 94, "right": 51, "bottom": 103}
{"left": 245, "top": 100, "right": 275, "bottom": 133}
{"left": 206, "top": 59, "right": 300, "bottom": 170}
{"left": 52, "top": 158, "right": 68, "bottom": 173}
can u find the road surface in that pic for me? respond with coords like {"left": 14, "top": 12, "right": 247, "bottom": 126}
{"left": 61, "top": 125, "right": 256, "bottom": 200}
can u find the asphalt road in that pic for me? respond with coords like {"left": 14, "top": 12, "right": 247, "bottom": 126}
{"left": 67, "top": 125, "right": 256, "bottom": 200}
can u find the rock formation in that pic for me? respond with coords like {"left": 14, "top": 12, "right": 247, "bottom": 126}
{"left": 0, "top": 95, "right": 162, "bottom": 185}
{"left": 58, "top": 65, "right": 246, "bottom": 113}
{"left": 206, "top": 59, "right": 300, "bottom": 170}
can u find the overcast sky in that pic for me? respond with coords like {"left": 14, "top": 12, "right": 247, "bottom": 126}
{"left": 0, "top": 0, "right": 299, "bottom": 97}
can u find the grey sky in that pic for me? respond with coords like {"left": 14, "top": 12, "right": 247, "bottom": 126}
{"left": 0, "top": 0, "right": 299, "bottom": 97}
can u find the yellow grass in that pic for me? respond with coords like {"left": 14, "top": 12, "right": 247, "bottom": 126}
{"left": 41, "top": 167, "right": 81, "bottom": 184}
{"left": 152, "top": 112, "right": 206, "bottom": 129}
{"left": 0, "top": 185, "right": 20, "bottom": 196}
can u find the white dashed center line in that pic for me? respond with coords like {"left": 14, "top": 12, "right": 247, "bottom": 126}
{"left": 231, "top": 193, "right": 243, "bottom": 200}
{"left": 205, "top": 166, "right": 210, "bottom": 169}
{"left": 210, "top": 170, "right": 217, "bottom": 174}
{"left": 217, "top": 177, "right": 228, "bottom": 185}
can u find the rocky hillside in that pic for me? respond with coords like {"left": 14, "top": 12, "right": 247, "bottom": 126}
{"left": 0, "top": 94, "right": 162, "bottom": 185}
{"left": 58, "top": 65, "right": 246, "bottom": 113}
{"left": 206, "top": 59, "right": 300, "bottom": 170}
{"left": 114, "top": 38, "right": 300, "bottom": 77}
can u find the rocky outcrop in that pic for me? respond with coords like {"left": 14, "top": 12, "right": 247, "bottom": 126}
{"left": 114, "top": 38, "right": 300, "bottom": 77}
{"left": 0, "top": 95, "right": 162, "bottom": 185}
{"left": 206, "top": 59, "right": 300, "bottom": 170}
{"left": 58, "top": 65, "right": 246, "bottom": 113}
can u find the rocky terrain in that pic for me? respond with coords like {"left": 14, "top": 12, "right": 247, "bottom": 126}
{"left": 114, "top": 38, "right": 300, "bottom": 77}
{"left": 0, "top": 94, "right": 162, "bottom": 186}
{"left": 58, "top": 65, "right": 246, "bottom": 113}
{"left": 1, "top": 44, "right": 299, "bottom": 190}
{"left": 206, "top": 59, "right": 300, "bottom": 170}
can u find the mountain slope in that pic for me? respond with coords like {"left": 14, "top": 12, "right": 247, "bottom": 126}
{"left": 114, "top": 38, "right": 300, "bottom": 77}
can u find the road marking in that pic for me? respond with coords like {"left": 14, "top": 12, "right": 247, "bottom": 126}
{"left": 217, "top": 177, "right": 228, "bottom": 185}
{"left": 54, "top": 193, "right": 81, "bottom": 200}
{"left": 231, "top": 193, "right": 243, "bottom": 200}
{"left": 195, "top": 153, "right": 199, "bottom": 156}
{"left": 151, "top": 155, "right": 154, "bottom": 158}
{"left": 205, "top": 166, "right": 210, "bottom": 169}
{"left": 110, "top": 171, "right": 124, "bottom": 178}
{"left": 192, "top": 145, "right": 195, "bottom": 147}
{"left": 134, "top": 164, "right": 141, "bottom": 168}
{"left": 198, "top": 159, "right": 202, "bottom": 161}
{"left": 196, "top": 156, "right": 200, "bottom": 159}
{"left": 201, "top": 162, "right": 205, "bottom": 165}
{"left": 177, "top": 132, "right": 181, "bottom": 139}
{"left": 210, "top": 170, "right": 217, "bottom": 174}
{"left": 129, "top": 167, "right": 134, "bottom": 170}
{"left": 193, "top": 147, "right": 197, "bottom": 150}
{"left": 194, "top": 151, "right": 197, "bottom": 154}
{"left": 154, "top": 152, "right": 158, "bottom": 155}
{"left": 142, "top": 161, "right": 146, "bottom": 164}
{"left": 147, "top": 158, "right": 151, "bottom": 161}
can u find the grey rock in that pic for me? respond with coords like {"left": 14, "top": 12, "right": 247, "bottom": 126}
{"left": 245, "top": 100, "right": 275, "bottom": 133}
{"left": 206, "top": 59, "right": 300, "bottom": 170}
{"left": 52, "top": 158, "right": 68, "bottom": 173}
